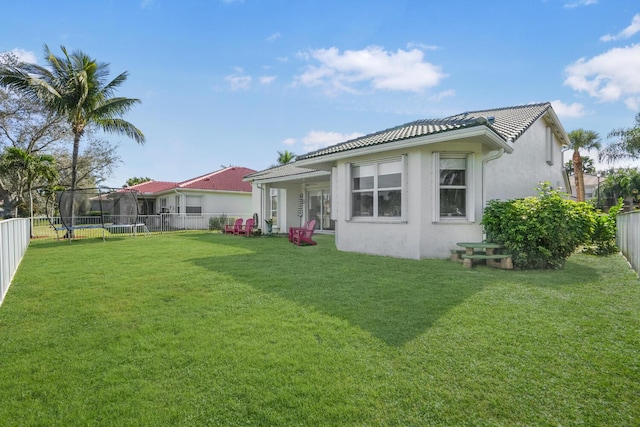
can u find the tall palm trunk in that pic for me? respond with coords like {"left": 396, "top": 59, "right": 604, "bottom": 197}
{"left": 572, "top": 149, "right": 585, "bottom": 202}
{"left": 67, "top": 130, "right": 82, "bottom": 238}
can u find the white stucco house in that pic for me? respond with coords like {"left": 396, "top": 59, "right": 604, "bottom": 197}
{"left": 128, "top": 166, "right": 255, "bottom": 216}
{"left": 244, "top": 103, "right": 571, "bottom": 259}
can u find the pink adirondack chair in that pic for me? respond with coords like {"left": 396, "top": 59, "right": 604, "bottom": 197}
{"left": 237, "top": 218, "right": 255, "bottom": 237}
{"left": 291, "top": 219, "right": 317, "bottom": 246}
{"left": 289, "top": 219, "right": 312, "bottom": 242}
{"left": 224, "top": 218, "right": 243, "bottom": 235}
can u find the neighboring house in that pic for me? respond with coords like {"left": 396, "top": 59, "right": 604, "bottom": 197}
{"left": 568, "top": 173, "right": 601, "bottom": 201}
{"left": 127, "top": 166, "right": 256, "bottom": 218}
{"left": 245, "top": 102, "right": 571, "bottom": 259}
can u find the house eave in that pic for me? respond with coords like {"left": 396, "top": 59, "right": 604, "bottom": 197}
{"left": 245, "top": 169, "right": 330, "bottom": 185}
{"left": 295, "top": 126, "right": 513, "bottom": 169}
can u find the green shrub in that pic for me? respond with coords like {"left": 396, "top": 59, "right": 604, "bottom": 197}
{"left": 583, "top": 198, "right": 623, "bottom": 256}
{"left": 209, "top": 214, "right": 228, "bottom": 232}
{"left": 482, "top": 183, "right": 595, "bottom": 269}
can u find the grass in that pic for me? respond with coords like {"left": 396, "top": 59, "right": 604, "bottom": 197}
{"left": 1, "top": 232, "right": 639, "bottom": 426}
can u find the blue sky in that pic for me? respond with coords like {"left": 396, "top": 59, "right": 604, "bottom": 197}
{"left": 2, "top": 0, "right": 640, "bottom": 187}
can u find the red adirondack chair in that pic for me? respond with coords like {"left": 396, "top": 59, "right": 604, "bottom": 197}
{"left": 291, "top": 219, "right": 317, "bottom": 246}
{"left": 289, "top": 219, "right": 314, "bottom": 242}
{"left": 224, "top": 218, "right": 243, "bottom": 235}
{"left": 237, "top": 218, "right": 255, "bottom": 237}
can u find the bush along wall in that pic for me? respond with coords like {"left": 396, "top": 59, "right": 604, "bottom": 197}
{"left": 482, "top": 182, "right": 595, "bottom": 269}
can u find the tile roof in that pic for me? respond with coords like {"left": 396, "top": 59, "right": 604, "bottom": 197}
{"left": 127, "top": 166, "right": 256, "bottom": 194}
{"left": 298, "top": 102, "right": 552, "bottom": 160}
{"left": 243, "top": 162, "right": 326, "bottom": 181}
{"left": 179, "top": 166, "right": 256, "bottom": 192}
{"left": 128, "top": 180, "right": 178, "bottom": 194}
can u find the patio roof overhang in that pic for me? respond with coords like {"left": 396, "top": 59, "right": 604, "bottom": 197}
{"left": 245, "top": 169, "right": 330, "bottom": 185}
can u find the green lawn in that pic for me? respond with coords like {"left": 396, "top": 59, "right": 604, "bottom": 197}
{"left": 1, "top": 232, "right": 639, "bottom": 426}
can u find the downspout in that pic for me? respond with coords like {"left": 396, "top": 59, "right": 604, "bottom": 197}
{"left": 482, "top": 143, "right": 509, "bottom": 209}
{"left": 256, "top": 182, "right": 264, "bottom": 229}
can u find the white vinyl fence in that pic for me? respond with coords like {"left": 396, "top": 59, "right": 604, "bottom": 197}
{"left": 617, "top": 210, "right": 640, "bottom": 275}
{"left": 0, "top": 218, "right": 30, "bottom": 306}
{"left": 30, "top": 212, "right": 253, "bottom": 240}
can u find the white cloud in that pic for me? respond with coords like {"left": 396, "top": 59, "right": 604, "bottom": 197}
{"left": 550, "top": 100, "right": 587, "bottom": 118}
{"left": 259, "top": 75, "right": 276, "bottom": 85}
{"left": 4, "top": 48, "right": 38, "bottom": 64}
{"left": 267, "top": 32, "right": 281, "bottom": 42}
{"left": 601, "top": 14, "right": 640, "bottom": 42}
{"left": 282, "top": 138, "right": 297, "bottom": 146}
{"left": 429, "top": 89, "right": 456, "bottom": 102}
{"left": 625, "top": 96, "right": 640, "bottom": 111}
{"left": 295, "top": 45, "right": 447, "bottom": 94}
{"left": 406, "top": 42, "right": 439, "bottom": 51}
{"left": 224, "top": 72, "right": 252, "bottom": 90}
{"left": 563, "top": 0, "right": 597, "bottom": 9}
{"left": 301, "top": 130, "right": 364, "bottom": 152}
{"left": 564, "top": 43, "right": 640, "bottom": 110}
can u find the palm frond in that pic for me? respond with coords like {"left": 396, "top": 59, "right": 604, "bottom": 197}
{"left": 95, "top": 118, "right": 145, "bottom": 144}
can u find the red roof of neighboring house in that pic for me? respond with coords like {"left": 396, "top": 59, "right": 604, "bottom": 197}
{"left": 126, "top": 166, "right": 256, "bottom": 195}
{"left": 179, "top": 167, "right": 255, "bottom": 192}
{"left": 129, "top": 180, "right": 178, "bottom": 194}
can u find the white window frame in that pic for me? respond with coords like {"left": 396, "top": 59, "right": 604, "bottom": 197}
{"left": 348, "top": 155, "right": 407, "bottom": 222}
{"left": 269, "top": 188, "right": 278, "bottom": 226}
{"left": 433, "top": 152, "right": 475, "bottom": 223}
{"left": 186, "top": 196, "right": 203, "bottom": 215}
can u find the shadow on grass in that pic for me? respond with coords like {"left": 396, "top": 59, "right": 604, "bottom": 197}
{"left": 27, "top": 235, "right": 130, "bottom": 250}
{"left": 190, "top": 234, "right": 501, "bottom": 346}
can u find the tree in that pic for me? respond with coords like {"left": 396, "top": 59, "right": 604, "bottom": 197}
{"left": 52, "top": 133, "right": 121, "bottom": 188}
{"left": 0, "top": 147, "right": 57, "bottom": 219}
{"left": 600, "top": 112, "right": 640, "bottom": 164}
{"left": 564, "top": 156, "right": 595, "bottom": 176}
{"left": 566, "top": 129, "right": 601, "bottom": 202}
{"left": 0, "top": 45, "right": 145, "bottom": 196}
{"left": 277, "top": 150, "right": 296, "bottom": 165}
{"left": 598, "top": 168, "right": 640, "bottom": 211}
{"left": 125, "top": 176, "right": 152, "bottom": 187}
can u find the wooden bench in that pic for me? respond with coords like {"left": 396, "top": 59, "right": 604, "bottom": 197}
{"left": 461, "top": 253, "right": 513, "bottom": 269}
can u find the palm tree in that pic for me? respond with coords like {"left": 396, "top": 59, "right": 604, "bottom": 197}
{"left": 277, "top": 150, "right": 296, "bottom": 165}
{"left": 0, "top": 147, "right": 57, "bottom": 232}
{"left": 600, "top": 112, "right": 640, "bottom": 164}
{"left": 567, "top": 129, "right": 601, "bottom": 202}
{"left": 0, "top": 45, "right": 145, "bottom": 194}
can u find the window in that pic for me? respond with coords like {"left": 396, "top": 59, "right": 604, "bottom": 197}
{"left": 351, "top": 158, "right": 404, "bottom": 219}
{"left": 269, "top": 188, "right": 278, "bottom": 226}
{"left": 186, "top": 196, "right": 202, "bottom": 215}
{"left": 175, "top": 195, "right": 180, "bottom": 214}
{"left": 435, "top": 153, "right": 473, "bottom": 221}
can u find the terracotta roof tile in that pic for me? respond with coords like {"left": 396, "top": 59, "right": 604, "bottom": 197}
{"left": 179, "top": 167, "right": 256, "bottom": 192}
{"left": 125, "top": 166, "right": 256, "bottom": 195}
{"left": 128, "top": 180, "right": 178, "bottom": 194}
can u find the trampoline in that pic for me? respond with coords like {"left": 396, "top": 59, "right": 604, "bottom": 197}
{"left": 52, "top": 187, "right": 149, "bottom": 240}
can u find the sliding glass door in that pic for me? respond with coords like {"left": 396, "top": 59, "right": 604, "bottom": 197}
{"left": 307, "top": 189, "right": 334, "bottom": 231}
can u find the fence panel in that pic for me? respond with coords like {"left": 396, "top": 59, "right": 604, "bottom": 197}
{"left": 0, "top": 218, "right": 30, "bottom": 306}
{"left": 617, "top": 211, "right": 640, "bottom": 275}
